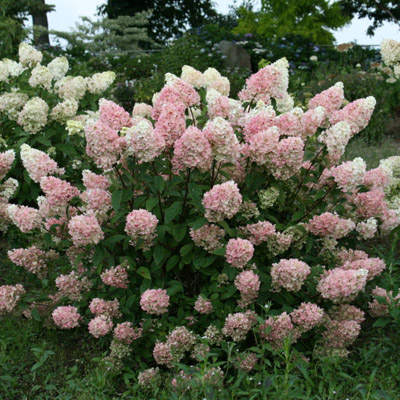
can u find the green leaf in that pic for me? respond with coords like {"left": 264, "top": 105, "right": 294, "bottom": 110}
{"left": 291, "top": 211, "right": 305, "bottom": 222}
{"left": 153, "top": 245, "right": 165, "bottom": 265}
{"left": 112, "top": 190, "right": 124, "bottom": 212}
{"left": 137, "top": 267, "right": 151, "bottom": 280}
{"left": 166, "top": 255, "right": 180, "bottom": 271}
{"left": 167, "top": 280, "right": 183, "bottom": 296}
{"left": 93, "top": 246, "right": 105, "bottom": 266}
{"left": 103, "top": 234, "right": 126, "bottom": 245}
{"left": 31, "top": 308, "right": 41, "bottom": 322}
{"left": 193, "top": 257, "right": 206, "bottom": 269}
{"left": 212, "top": 247, "right": 225, "bottom": 256}
{"left": 55, "top": 143, "right": 77, "bottom": 157}
{"left": 218, "top": 220, "right": 234, "bottom": 236}
{"left": 165, "top": 202, "right": 182, "bottom": 224}
{"left": 373, "top": 318, "right": 388, "bottom": 328}
{"left": 180, "top": 244, "right": 193, "bottom": 256}
{"left": 146, "top": 198, "right": 159, "bottom": 211}
{"left": 172, "top": 224, "right": 186, "bottom": 243}
{"left": 126, "top": 295, "right": 135, "bottom": 308}
{"left": 221, "top": 284, "right": 237, "bottom": 300}
{"left": 154, "top": 175, "right": 165, "bottom": 192}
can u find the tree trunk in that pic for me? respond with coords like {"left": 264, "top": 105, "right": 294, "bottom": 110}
{"left": 31, "top": 0, "right": 50, "bottom": 47}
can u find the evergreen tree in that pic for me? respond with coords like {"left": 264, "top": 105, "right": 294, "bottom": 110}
{"left": 98, "top": 0, "right": 217, "bottom": 42}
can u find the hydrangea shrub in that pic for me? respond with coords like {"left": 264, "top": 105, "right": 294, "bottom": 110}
{"left": 1, "top": 43, "right": 400, "bottom": 388}
{"left": 0, "top": 43, "right": 116, "bottom": 214}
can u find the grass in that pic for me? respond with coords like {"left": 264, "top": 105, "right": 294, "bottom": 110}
{"left": 343, "top": 136, "right": 400, "bottom": 168}
{"left": 1, "top": 313, "right": 400, "bottom": 399}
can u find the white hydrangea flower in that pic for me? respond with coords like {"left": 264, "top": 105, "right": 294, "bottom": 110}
{"left": 18, "top": 43, "right": 42, "bottom": 67}
{"left": 29, "top": 65, "right": 52, "bottom": 90}
{"left": 47, "top": 56, "right": 69, "bottom": 80}
{"left": 17, "top": 97, "right": 49, "bottom": 134}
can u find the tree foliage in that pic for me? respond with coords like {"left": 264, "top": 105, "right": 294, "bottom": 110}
{"left": 233, "top": 0, "right": 351, "bottom": 45}
{"left": 0, "top": 0, "right": 54, "bottom": 57}
{"left": 98, "top": 0, "right": 218, "bottom": 42}
{"left": 51, "top": 13, "right": 154, "bottom": 55}
{"left": 339, "top": 0, "right": 400, "bottom": 36}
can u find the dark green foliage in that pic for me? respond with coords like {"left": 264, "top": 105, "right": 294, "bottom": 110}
{"left": 0, "top": 0, "right": 54, "bottom": 58}
{"left": 99, "top": 0, "right": 218, "bottom": 42}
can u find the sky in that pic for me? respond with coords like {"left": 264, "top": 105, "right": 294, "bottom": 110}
{"left": 45, "top": 0, "right": 399, "bottom": 46}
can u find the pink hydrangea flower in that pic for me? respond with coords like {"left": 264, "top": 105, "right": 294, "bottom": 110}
{"left": 85, "top": 120, "right": 126, "bottom": 170}
{"left": 68, "top": 215, "right": 104, "bottom": 246}
{"left": 203, "top": 117, "right": 240, "bottom": 164}
{"left": 317, "top": 267, "right": 368, "bottom": 303}
{"left": 242, "top": 106, "right": 277, "bottom": 141}
{"left": 270, "top": 137, "right": 304, "bottom": 180}
{"left": 260, "top": 312, "right": 294, "bottom": 345}
{"left": 368, "top": 287, "right": 400, "bottom": 317}
{"left": 235, "top": 352, "right": 258, "bottom": 373}
{"left": 306, "top": 212, "right": 355, "bottom": 239}
{"left": 20, "top": 144, "right": 64, "bottom": 183}
{"left": 114, "top": 321, "right": 143, "bottom": 344}
{"left": 125, "top": 209, "right": 158, "bottom": 249}
{"left": 40, "top": 176, "right": 80, "bottom": 206}
{"left": 190, "top": 224, "right": 225, "bottom": 252}
{"left": 52, "top": 306, "right": 80, "bottom": 329}
{"left": 308, "top": 82, "right": 344, "bottom": 117}
{"left": 323, "top": 319, "right": 361, "bottom": 348}
{"left": 88, "top": 315, "right": 113, "bottom": 338}
{"left": 82, "top": 170, "right": 110, "bottom": 190}
{"left": 241, "top": 58, "right": 288, "bottom": 101}
{"left": 225, "top": 238, "right": 254, "bottom": 268}
{"left": 7, "top": 205, "right": 40, "bottom": 232}
{"left": 101, "top": 265, "right": 129, "bottom": 289}
{"left": 99, "top": 99, "right": 133, "bottom": 131}
{"left": 330, "top": 304, "right": 365, "bottom": 324}
{"left": 8, "top": 246, "right": 55, "bottom": 278}
{"left": 202, "top": 181, "right": 242, "bottom": 222}
{"left": 206, "top": 89, "right": 230, "bottom": 119}
{"left": 0, "top": 284, "right": 25, "bottom": 315}
{"left": 89, "top": 298, "right": 120, "bottom": 317}
{"left": 153, "top": 341, "right": 174, "bottom": 367}
{"left": 353, "top": 189, "right": 388, "bottom": 218}
{"left": 80, "top": 189, "right": 111, "bottom": 221}
{"left": 167, "top": 326, "right": 197, "bottom": 353}
{"left": 242, "top": 221, "right": 276, "bottom": 245}
{"left": 0, "top": 150, "right": 15, "bottom": 180}
{"left": 126, "top": 119, "right": 165, "bottom": 163}
{"left": 290, "top": 302, "right": 325, "bottom": 331}
{"left": 154, "top": 103, "right": 186, "bottom": 147}
{"left": 194, "top": 296, "right": 213, "bottom": 314}
{"left": 247, "top": 126, "right": 280, "bottom": 166}
{"left": 140, "top": 289, "right": 169, "bottom": 315}
{"left": 172, "top": 126, "right": 212, "bottom": 172}
{"left": 234, "top": 270, "right": 260, "bottom": 307}
{"left": 55, "top": 271, "right": 91, "bottom": 301}
{"left": 302, "top": 106, "right": 325, "bottom": 137}
{"left": 222, "top": 310, "right": 257, "bottom": 341}
{"left": 330, "top": 158, "right": 366, "bottom": 192}
{"left": 341, "top": 257, "right": 385, "bottom": 280}
{"left": 132, "top": 103, "right": 153, "bottom": 118}
{"left": 329, "top": 96, "right": 376, "bottom": 135}
{"left": 363, "top": 167, "right": 389, "bottom": 190}
{"left": 277, "top": 107, "right": 304, "bottom": 137}
{"left": 271, "top": 259, "right": 311, "bottom": 292}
